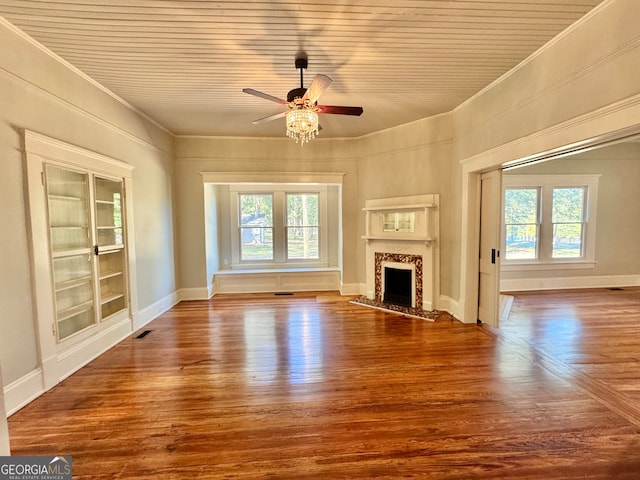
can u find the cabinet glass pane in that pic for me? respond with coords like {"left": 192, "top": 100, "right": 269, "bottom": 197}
{"left": 52, "top": 252, "right": 96, "bottom": 340}
{"left": 46, "top": 165, "right": 90, "bottom": 252}
{"left": 396, "top": 212, "right": 414, "bottom": 232}
{"left": 95, "top": 177, "right": 124, "bottom": 247}
{"left": 52, "top": 254, "right": 92, "bottom": 285}
{"left": 383, "top": 213, "right": 396, "bottom": 232}
{"left": 58, "top": 308, "right": 95, "bottom": 341}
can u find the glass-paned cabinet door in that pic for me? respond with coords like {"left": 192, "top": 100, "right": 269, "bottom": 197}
{"left": 94, "top": 176, "right": 127, "bottom": 320}
{"left": 46, "top": 165, "right": 91, "bottom": 252}
{"left": 94, "top": 176, "right": 124, "bottom": 247}
{"left": 45, "top": 165, "right": 96, "bottom": 340}
{"left": 52, "top": 253, "right": 96, "bottom": 340}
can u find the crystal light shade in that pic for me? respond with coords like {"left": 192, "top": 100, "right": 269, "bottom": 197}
{"left": 286, "top": 108, "right": 319, "bottom": 145}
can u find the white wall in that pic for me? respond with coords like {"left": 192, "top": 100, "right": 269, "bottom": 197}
{"left": 0, "top": 19, "right": 177, "bottom": 409}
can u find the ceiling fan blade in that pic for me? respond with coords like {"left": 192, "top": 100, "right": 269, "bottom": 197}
{"left": 302, "top": 74, "right": 333, "bottom": 104}
{"left": 251, "top": 111, "right": 288, "bottom": 124}
{"left": 243, "top": 88, "right": 287, "bottom": 105}
{"left": 316, "top": 105, "right": 364, "bottom": 116}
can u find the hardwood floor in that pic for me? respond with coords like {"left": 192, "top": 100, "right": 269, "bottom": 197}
{"left": 8, "top": 290, "right": 640, "bottom": 479}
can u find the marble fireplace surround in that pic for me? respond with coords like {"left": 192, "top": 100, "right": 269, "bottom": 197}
{"left": 363, "top": 194, "right": 439, "bottom": 312}
{"left": 376, "top": 253, "right": 422, "bottom": 308}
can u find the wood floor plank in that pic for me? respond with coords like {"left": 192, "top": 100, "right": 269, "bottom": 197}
{"left": 7, "top": 291, "right": 640, "bottom": 478}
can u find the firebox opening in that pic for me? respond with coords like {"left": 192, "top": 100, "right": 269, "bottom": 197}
{"left": 383, "top": 267, "right": 412, "bottom": 307}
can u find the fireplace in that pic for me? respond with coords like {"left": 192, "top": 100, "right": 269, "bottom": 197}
{"left": 363, "top": 194, "right": 439, "bottom": 312}
{"left": 383, "top": 266, "right": 413, "bottom": 307}
{"left": 375, "top": 253, "right": 422, "bottom": 308}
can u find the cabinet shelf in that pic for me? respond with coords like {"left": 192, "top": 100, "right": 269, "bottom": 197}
{"left": 101, "top": 292, "right": 125, "bottom": 306}
{"left": 96, "top": 199, "right": 115, "bottom": 205}
{"left": 48, "top": 194, "right": 84, "bottom": 202}
{"left": 55, "top": 275, "right": 92, "bottom": 292}
{"left": 57, "top": 300, "right": 94, "bottom": 322}
{"left": 100, "top": 270, "right": 123, "bottom": 281}
{"left": 52, "top": 248, "right": 91, "bottom": 258}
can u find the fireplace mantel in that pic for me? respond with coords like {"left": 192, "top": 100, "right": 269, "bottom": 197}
{"left": 363, "top": 194, "right": 440, "bottom": 311}
{"left": 362, "top": 195, "right": 437, "bottom": 244}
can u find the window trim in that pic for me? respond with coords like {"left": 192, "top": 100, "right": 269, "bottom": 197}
{"left": 229, "top": 184, "right": 328, "bottom": 269}
{"left": 502, "top": 174, "right": 600, "bottom": 271}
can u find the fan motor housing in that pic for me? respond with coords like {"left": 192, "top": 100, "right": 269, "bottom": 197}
{"left": 287, "top": 87, "right": 307, "bottom": 103}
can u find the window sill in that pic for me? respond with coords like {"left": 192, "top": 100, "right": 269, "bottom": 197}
{"left": 502, "top": 260, "right": 596, "bottom": 272}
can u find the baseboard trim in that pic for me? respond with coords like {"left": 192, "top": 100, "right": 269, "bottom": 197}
{"left": 340, "top": 282, "right": 363, "bottom": 296}
{"left": 501, "top": 274, "right": 640, "bottom": 292}
{"left": 178, "top": 287, "right": 212, "bottom": 301}
{"left": 438, "top": 295, "right": 462, "bottom": 321}
{"left": 133, "top": 291, "right": 180, "bottom": 331}
{"left": 4, "top": 368, "right": 45, "bottom": 417}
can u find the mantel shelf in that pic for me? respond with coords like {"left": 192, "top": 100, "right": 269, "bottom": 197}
{"left": 362, "top": 203, "right": 435, "bottom": 212}
{"left": 362, "top": 235, "right": 433, "bottom": 244}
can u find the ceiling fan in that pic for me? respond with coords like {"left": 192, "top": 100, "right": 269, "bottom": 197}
{"left": 243, "top": 55, "right": 364, "bottom": 144}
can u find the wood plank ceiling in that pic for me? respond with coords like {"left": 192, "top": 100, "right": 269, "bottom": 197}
{"left": 0, "top": 1, "right": 605, "bottom": 138}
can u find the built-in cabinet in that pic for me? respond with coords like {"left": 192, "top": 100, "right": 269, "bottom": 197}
{"left": 24, "top": 130, "right": 136, "bottom": 391}
{"left": 45, "top": 166, "right": 128, "bottom": 341}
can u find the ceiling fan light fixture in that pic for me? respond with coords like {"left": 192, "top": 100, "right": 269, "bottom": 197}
{"left": 286, "top": 107, "right": 319, "bottom": 145}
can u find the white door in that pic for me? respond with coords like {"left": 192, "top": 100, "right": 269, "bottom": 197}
{"left": 478, "top": 170, "right": 502, "bottom": 327}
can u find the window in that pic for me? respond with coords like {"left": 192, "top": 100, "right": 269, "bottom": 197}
{"left": 239, "top": 194, "right": 273, "bottom": 261}
{"left": 552, "top": 187, "right": 585, "bottom": 258}
{"left": 286, "top": 193, "right": 319, "bottom": 260}
{"left": 230, "top": 185, "right": 327, "bottom": 268}
{"left": 504, "top": 188, "right": 539, "bottom": 260}
{"left": 502, "top": 175, "right": 599, "bottom": 269}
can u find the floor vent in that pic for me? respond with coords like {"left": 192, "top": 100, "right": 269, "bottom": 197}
{"left": 608, "top": 287, "right": 624, "bottom": 291}
{"left": 135, "top": 330, "right": 153, "bottom": 339}
{"left": 275, "top": 292, "right": 294, "bottom": 296}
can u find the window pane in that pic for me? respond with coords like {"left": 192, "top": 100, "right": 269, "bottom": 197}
{"left": 552, "top": 188, "right": 584, "bottom": 223}
{"left": 552, "top": 188, "right": 585, "bottom": 258}
{"left": 240, "top": 194, "right": 272, "bottom": 226}
{"left": 239, "top": 194, "right": 273, "bottom": 261}
{"left": 505, "top": 224, "right": 538, "bottom": 259}
{"left": 286, "top": 194, "right": 318, "bottom": 226}
{"left": 552, "top": 224, "right": 583, "bottom": 258}
{"left": 287, "top": 227, "right": 319, "bottom": 259}
{"left": 504, "top": 188, "right": 539, "bottom": 260}
{"left": 504, "top": 189, "right": 538, "bottom": 223}
{"left": 240, "top": 227, "right": 273, "bottom": 260}
{"left": 286, "top": 194, "right": 319, "bottom": 260}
